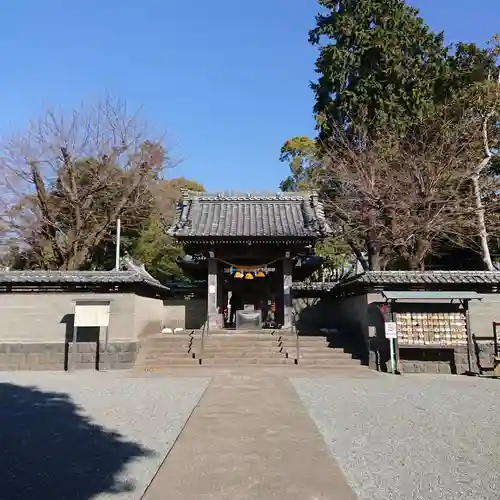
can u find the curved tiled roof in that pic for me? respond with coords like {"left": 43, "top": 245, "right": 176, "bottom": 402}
{"left": 168, "top": 191, "right": 333, "bottom": 239}
{"left": 0, "top": 257, "right": 169, "bottom": 291}
{"left": 291, "top": 271, "right": 500, "bottom": 294}
{"left": 291, "top": 281, "right": 336, "bottom": 291}
{"left": 341, "top": 271, "right": 500, "bottom": 286}
{"left": 0, "top": 270, "right": 142, "bottom": 284}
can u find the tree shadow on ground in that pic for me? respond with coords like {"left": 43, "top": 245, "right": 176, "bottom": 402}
{"left": 0, "top": 383, "right": 155, "bottom": 500}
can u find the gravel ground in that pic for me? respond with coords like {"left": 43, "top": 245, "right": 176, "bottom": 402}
{"left": 0, "top": 371, "right": 210, "bottom": 500}
{"left": 292, "top": 374, "right": 500, "bottom": 500}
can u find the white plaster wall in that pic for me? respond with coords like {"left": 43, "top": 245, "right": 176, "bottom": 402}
{"left": 0, "top": 293, "right": 135, "bottom": 342}
{"left": 163, "top": 301, "right": 186, "bottom": 330}
{"left": 469, "top": 294, "right": 500, "bottom": 339}
{"left": 162, "top": 298, "right": 207, "bottom": 330}
{"left": 133, "top": 295, "right": 166, "bottom": 338}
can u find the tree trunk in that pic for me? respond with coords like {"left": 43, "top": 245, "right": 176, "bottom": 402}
{"left": 472, "top": 112, "right": 496, "bottom": 271}
{"left": 367, "top": 244, "right": 381, "bottom": 271}
{"left": 368, "top": 252, "right": 380, "bottom": 271}
{"left": 409, "top": 239, "right": 428, "bottom": 271}
{"left": 348, "top": 241, "right": 368, "bottom": 271}
{"left": 367, "top": 228, "right": 381, "bottom": 271}
{"left": 472, "top": 172, "right": 494, "bottom": 271}
{"left": 63, "top": 248, "right": 89, "bottom": 270}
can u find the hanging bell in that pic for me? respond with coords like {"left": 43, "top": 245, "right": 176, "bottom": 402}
{"left": 244, "top": 272, "right": 254, "bottom": 280}
{"left": 234, "top": 270, "right": 243, "bottom": 279}
{"left": 255, "top": 270, "right": 266, "bottom": 278}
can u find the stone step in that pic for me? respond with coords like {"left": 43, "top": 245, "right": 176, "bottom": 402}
{"left": 281, "top": 334, "right": 328, "bottom": 339}
{"left": 146, "top": 335, "right": 196, "bottom": 343}
{"left": 294, "top": 358, "right": 363, "bottom": 366}
{"left": 285, "top": 345, "right": 348, "bottom": 352}
{"left": 136, "top": 357, "right": 200, "bottom": 367}
{"left": 203, "top": 336, "right": 280, "bottom": 341}
{"left": 195, "top": 330, "right": 281, "bottom": 335}
{"left": 201, "top": 343, "right": 280, "bottom": 349}
{"left": 288, "top": 351, "right": 355, "bottom": 360}
{"left": 291, "top": 366, "right": 371, "bottom": 373}
{"left": 197, "top": 351, "right": 287, "bottom": 359}
{"left": 199, "top": 352, "right": 284, "bottom": 358}
{"left": 145, "top": 344, "right": 195, "bottom": 353}
{"left": 282, "top": 338, "right": 328, "bottom": 345}
{"left": 200, "top": 357, "right": 292, "bottom": 366}
{"left": 143, "top": 352, "right": 196, "bottom": 361}
{"left": 146, "top": 336, "right": 194, "bottom": 343}
{"left": 203, "top": 336, "right": 279, "bottom": 343}
{"left": 283, "top": 344, "right": 330, "bottom": 350}
{"left": 145, "top": 344, "right": 195, "bottom": 351}
{"left": 282, "top": 344, "right": 342, "bottom": 351}
{"left": 201, "top": 344, "right": 282, "bottom": 351}
{"left": 282, "top": 344, "right": 350, "bottom": 352}
{"left": 137, "top": 367, "right": 372, "bottom": 376}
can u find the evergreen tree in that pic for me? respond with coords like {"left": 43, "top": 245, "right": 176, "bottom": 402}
{"left": 279, "top": 136, "right": 318, "bottom": 192}
{"left": 310, "top": 0, "right": 449, "bottom": 145}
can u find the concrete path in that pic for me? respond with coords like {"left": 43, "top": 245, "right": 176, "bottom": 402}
{"left": 142, "top": 374, "right": 357, "bottom": 500}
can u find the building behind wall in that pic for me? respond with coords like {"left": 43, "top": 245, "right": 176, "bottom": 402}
{"left": 296, "top": 271, "right": 500, "bottom": 375}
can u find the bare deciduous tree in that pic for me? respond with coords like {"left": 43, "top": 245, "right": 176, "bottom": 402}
{"left": 466, "top": 77, "right": 500, "bottom": 269}
{"left": 456, "top": 34, "right": 500, "bottom": 270}
{"left": 471, "top": 107, "right": 497, "bottom": 270}
{"left": 319, "top": 132, "right": 396, "bottom": 271}
{"left": 0, "top": 97, "right": 167, "bottom": 269}
{"left": 318, "top": 112, "right": 496, "bottom": 270}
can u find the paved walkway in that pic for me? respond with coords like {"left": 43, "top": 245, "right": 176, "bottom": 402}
{"left": 142, "top": 374, "right": 357, "bottom": 500}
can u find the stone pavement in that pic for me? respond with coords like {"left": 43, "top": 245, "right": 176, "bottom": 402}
{"left": 141, "top": 373, "right": 358, "bottom": 500}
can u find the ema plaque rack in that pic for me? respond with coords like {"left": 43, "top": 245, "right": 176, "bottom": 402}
{"left": 395, "top": 311, "right": 467, "bottom": 346}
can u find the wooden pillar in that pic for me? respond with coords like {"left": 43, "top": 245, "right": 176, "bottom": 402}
{"left": 217, "top": 267, "right": 224, "bottom": 327}
{"left": 283, "top": 254, "right": 292, "bottom": 329}
{"left": 207, "top": 255, "right": 219, "bottom": 330}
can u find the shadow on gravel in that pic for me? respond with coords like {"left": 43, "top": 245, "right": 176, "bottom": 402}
{"left": 0, "top": 383, "right": 154, "bottom": 500}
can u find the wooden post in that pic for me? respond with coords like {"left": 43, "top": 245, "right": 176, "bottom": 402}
{"left": 283, "top": 254, "right": 293, "bottom": 330}
{"left": 465, "top": 301, "right": 475, "bottom": 374}
{"left": 217, "top": 268, "right": 224, "bottom": 327}
{"left": 207, "top": 254, "right": 219, "bottom": 330}
{"left": 101, "top": 325, "right": 110, "bottom": 371}
{"left": 69, "top": 325, "right": 78, "bottom": 372}
{"left": 227, "top": 290, "right": 233, "bottom": 327}
{"left": 389, "top": 300, "right": 402, "bottom": 374}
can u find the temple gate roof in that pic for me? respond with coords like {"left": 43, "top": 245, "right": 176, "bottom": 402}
{"left": 167, "top": 191, "right": 333, "bottom": 241}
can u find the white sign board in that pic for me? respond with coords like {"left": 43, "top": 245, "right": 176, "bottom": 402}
{"left": 208, "top": 285, "right": 216, "bottom": 294}
{"left": 385, "top": 321, "right": 397, "bottom": 339}
{"left": 74, "top": 303, "right": 110, "bottom": 327}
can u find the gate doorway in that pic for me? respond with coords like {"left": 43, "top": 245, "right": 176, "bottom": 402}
{"left": 221, "top": 272, "right": 281, "bottom": 330}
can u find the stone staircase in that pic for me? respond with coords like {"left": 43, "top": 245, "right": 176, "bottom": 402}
{"left": 281, "top": 335, "right": 364, "bottom": 367}
{"left": 199, "top": 332, "right": 287, "bottom": 366}
{"left": 134, "top": 333, "right": 199, "bottom": 369}
{"left": 135, "top": 330, "right": 368, "bottom": 371}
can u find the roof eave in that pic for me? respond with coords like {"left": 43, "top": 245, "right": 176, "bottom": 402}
{"left": 173, "top": 235, "right": 321, "bottom": 243}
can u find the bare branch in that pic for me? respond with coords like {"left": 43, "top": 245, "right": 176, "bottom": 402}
{"left": 0, "top": 97, "right": 169, "bottom": 269}
{"left": 482, "top": 111, "right": 495, "bottom": 159}
{"left": 316, "top": 110, "right": 488, "bottom": 270}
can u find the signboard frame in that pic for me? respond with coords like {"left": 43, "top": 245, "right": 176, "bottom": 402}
{"left": 384, "top": 321, "right": 397, "bottom": 374}
{"left": 384, "top": 321, "right": 397, "bottom": 339}
{"left": 70, "top": 300, "right": 112, "bottom": 372}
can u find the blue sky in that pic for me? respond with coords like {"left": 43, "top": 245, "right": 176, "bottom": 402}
{"left": 0, "top": 1, "right": 498, "bottom": 192}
